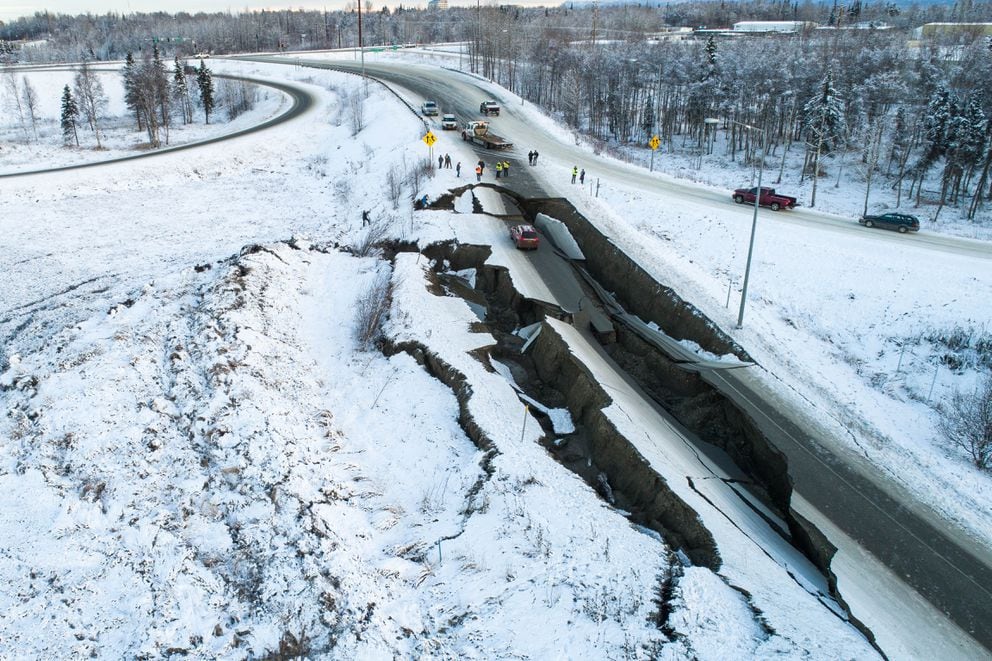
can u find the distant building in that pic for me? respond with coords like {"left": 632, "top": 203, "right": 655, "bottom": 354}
{"left": 732, "top": 21, "right": 815, "bottom": 33}
{"left": 913, "top": 23, "right": 992, "bottom": 40}
{"left": 427, "top": 0, "right": 449, "bottom": 9}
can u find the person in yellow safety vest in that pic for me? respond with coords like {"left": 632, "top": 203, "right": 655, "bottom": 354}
{"left": 502, "top": 160, "right": 510, "bottom": 178}
{"left": 571, "top": 166, "right": 578, "bottom": 183}
{"left": 495, "top": 161, "right": 503, "bottom": 179}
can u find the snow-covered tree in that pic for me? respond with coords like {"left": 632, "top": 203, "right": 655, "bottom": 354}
{"left": 21, "top": 76, "right": 39, "bottom": 141}
{"left": 74, "top": 59, "right": 108, "bottom": 148}
{"left": 122, "top": 51, "right": 142, "bottom": 131}
{"left": 3, "top": 69, "right": 28, "bottom": 141}
{"left": 912, "top": 87, "right": 953, "bottom": 204}
{"left": 173, "top": 56, "right": 193, "bottom": 125}
{"left": 803, "top": 70, "right": 846, "bottom": 207}
{"left": 940, "top": 375, "right": 992, "bottom": 470}
{"left": 152, "top": 45, "right": 171, "bottom": 144}
{"left": 60, "top": 84, "right": 79, "bottom": 146}
{"left": 197, "top": 59, "right": 215, "bottom": 124}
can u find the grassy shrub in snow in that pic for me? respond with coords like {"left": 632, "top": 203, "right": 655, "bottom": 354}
{"left": 940, "top": 375, "right": 992, "bottom": 470}
{"left": 354, "top": 270, "right": 394, "bottom": 350}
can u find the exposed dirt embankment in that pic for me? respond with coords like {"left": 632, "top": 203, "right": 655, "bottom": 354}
{"left": 519, "top": 198, "right": 748, "bottom": 360}
{"left": 411, "top": 239, "right": 719, "bottom": 568}
{"left": 609, "top": 327, "right": 792, "bottom": 509}
{"left": 527, "top": 322, "right": 720, "bottom": 568}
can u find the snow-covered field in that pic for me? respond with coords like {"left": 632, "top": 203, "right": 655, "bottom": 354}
{"left": 0, "top": 55, "right": 989, "bottom": 658}
{"left": 0, "top": 66, "right": 286, "bottom": 174}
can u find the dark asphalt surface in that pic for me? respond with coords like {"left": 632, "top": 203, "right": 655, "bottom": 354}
{"left": 710, "top": 368, "right": 992, "bottom": 651}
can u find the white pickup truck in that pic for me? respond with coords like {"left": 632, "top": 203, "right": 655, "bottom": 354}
{"left": 461, "top": 120, "right": 512, "bottom": 149}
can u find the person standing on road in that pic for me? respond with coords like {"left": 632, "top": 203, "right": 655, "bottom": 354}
{"left": 533, "top": 151, "right": 539, "bottom": 165}
{"left": 495, "top": 161, "right": 503, "bottom": 179}
{"left": 444, "top": 153, "right": 452, "bottom": 168}
{"left": 438, "top": 155, "right": 444, "bottom": 169}
{"left": 580, "top": 168, "right": 585, "bottom": 185}
{"left": 475, "top": 164, "right": 482, "bottom": 182}
{"left": 362, "top": 209, "right": 371, "bottom": 226}
{"left": 456, "top": 162, "right": 461, "bottom": 177}
{"left": 571, "top": 166, "right": 578, "bottom": 183}
{"left": 502, "top": 160, "right": 510, "bottom": 178}
{"left": 527, "top": 150, "right": 534, "bottom": 165}
{"left": 477, "top": 159, "right": 485, "bottom": 175}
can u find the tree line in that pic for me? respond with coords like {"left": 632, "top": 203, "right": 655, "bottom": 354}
{"left": 3, "top": 50, "right": 216, "bottom": 149}
{"left": 4, "top": 2, "right": 992, "bottom": 217}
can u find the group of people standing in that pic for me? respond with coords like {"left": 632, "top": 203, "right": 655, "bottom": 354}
{"left": 435, "top": 149, "right": 586, "bottom": 187}
{"left": 474, "top": 159, "right": 512, "bottom": 182}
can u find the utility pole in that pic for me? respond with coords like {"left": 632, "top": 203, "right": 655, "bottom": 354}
{"left": 358, "top": 0, "right": 366, "bottom": 95}
{"left": 591, "top": 0, "right": 599, "bottom": 45}
{"left": 737, "top": 124, "right": 765, "bottom": 329}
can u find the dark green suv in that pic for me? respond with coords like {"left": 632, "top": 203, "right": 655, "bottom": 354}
{"left": 859, "top": 212, "right": 920, "bottom": 233}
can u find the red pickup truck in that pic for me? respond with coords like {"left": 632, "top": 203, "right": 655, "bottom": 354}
{"left": 732, "top": 186, "right": 797, "bottom": 211}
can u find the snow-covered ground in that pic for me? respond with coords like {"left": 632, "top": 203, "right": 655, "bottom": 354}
{"left": 0, "top": 66, "right": 286, "bottom": 174}
{"left": 304, "top": 43, "right": 992, "bottom": 238}
{"left": 0, "top": 55, "right": 989, "bottom": 658}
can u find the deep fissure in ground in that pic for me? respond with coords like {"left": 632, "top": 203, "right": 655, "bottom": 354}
{"left": 376, "top": 191, "right": 878, "bottom": 646}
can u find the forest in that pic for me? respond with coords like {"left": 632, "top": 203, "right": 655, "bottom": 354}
{"left": 3, "top": 0, "right": 992, "bottom": 219}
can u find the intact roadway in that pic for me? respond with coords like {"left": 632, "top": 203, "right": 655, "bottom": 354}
{"left": 240, "top": 54, "right": 991, "bottom": 261}
{"left": 0, "top": 73, "right": 313, "bottom": 179}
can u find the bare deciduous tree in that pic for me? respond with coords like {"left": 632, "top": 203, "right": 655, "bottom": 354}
{"left": 940, "top": 375, "right": 992, "bottom": 470}
{"left": 354, "top": 270, "right": 395, "bottom": 350}
{"left": 3, "top": 68, "right": 28, "bottom": 141}
{"left": 74, "top": 59, "right": 108, "bottom": 148}
{"left": 21, "top": 77, "right": 39, "bottom": 141}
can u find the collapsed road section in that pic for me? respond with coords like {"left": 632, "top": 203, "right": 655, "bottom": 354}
{"left": 385, "top": 192, "right": 881, "bottom": 653}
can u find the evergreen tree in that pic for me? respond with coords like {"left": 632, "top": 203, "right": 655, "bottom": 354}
{"left": 122, "top": 51, "right": 142, "bottom": 131}
{"left": 197, "top": 59, "right": 215, "bottom": 124}
{"left": 962, "top": 96, "right": 987, "bottom": 176}
{"left": 60, "top": 84, "right": 79, "bottom": 146}
{"left": 803, "top": 70, "right": 846, "bottom": 207}
{"left": 913, "top": 87, "right": 953, "bottom": 199}
{"left": 704, "top": 36, "right": 717, "bottom": 73}
{"left": 152, "top": 45, "right": 171, "bottom": 143}
{"left": 173, "top": 56, "right": 193, "bottom": 124}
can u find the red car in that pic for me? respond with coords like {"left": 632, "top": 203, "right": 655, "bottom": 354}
{"left": 732, "top": 186, "right": 797, "bottom": 211}
{"left": 510, "top": 224, "right": 540, "bottom": 250}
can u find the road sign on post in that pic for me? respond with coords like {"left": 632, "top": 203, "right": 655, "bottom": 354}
{"left": 423, "top": 131, "right": 437, "bottom": 166}
{"left": 649, "top": 134, "right": 660, "bottom": 171}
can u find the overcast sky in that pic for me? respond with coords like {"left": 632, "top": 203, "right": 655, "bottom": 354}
{"left": 1, "top": 2, "right": 498, "bottom": 23}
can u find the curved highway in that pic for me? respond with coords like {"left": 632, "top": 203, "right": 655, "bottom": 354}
{"left": 0, "top": 74, "right": 314, "bottom": 179}
{"left": 241, "top": 54, "right": 992, "bottom": 262}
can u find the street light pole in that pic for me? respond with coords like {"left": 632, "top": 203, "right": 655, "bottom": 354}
{"left": 358, "top": 0, "right": 366, "bottom": 94}
{"left": 737, "top": 124, "right": 765, "bottom": 329}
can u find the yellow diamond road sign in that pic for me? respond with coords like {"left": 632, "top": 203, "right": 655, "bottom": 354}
{"left": 423, "top": 131, "right": 437, "bottom": 147}
{"left": 649, "top": 135, "right": 660, "bottom": 150}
